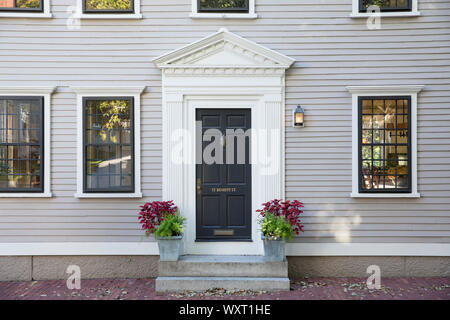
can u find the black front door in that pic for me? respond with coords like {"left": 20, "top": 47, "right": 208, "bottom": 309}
{"left": 196, "top": 109, "right": 251, "bottom": 241}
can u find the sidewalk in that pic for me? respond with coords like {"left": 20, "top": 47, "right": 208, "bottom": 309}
{"left": 0, "top": 277, "right": 448, "bottom": 300}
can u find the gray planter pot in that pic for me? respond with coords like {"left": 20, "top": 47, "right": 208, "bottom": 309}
{"left": 261, "top": 234, "right": 286, "bottom": 262}
{"left": 157, "top": 235, "right": 183, "bottom": 261}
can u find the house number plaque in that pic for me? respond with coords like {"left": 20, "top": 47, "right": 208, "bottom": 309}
{"left": 211, "top": 187, "right": 236, "bottom": 193}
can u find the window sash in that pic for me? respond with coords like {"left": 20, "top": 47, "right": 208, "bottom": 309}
{"left": 83, "top": 0, "right": 135, "bottom": 14}
{"left": 359, "top": 0, "right": 412, "bottom": 12}
{"left": 82, "top": 97, "right": 135, "bottom": 193}
{"left": 197, "top": 0, "right": 249, "bottom": 13}
{"left": 0, "top": 96, "right": 44, "bottom": 193}
{"left": 358, "top": 96, "right": 412, "bottom": 193}
{"left": 0, "top": 0, "right": 44, "bottom": 12}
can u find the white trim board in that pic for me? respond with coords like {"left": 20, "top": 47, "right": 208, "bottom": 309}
{"left": 71, "top": 86, "right": 145, "bottom": 199}
{"left": 0, "top": 242, "right": 448, "bottom": 257}
{"left": 0, "top": 86, "right": 56, "bottom": 198}
{"left": 346, "top": 85, "right": 424, "bottom": 198}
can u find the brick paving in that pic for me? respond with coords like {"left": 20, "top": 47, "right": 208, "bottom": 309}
{"left": 0, "top": 277, "right": 448, "bottom": 300}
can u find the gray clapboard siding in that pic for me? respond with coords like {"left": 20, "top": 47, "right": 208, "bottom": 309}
{"left": 0, "top": 1, "right": 449, "bottom": 243}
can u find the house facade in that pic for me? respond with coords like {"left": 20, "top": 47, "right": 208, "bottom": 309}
{"left": 0, "top": 0, "right": 449, "bottom": 281}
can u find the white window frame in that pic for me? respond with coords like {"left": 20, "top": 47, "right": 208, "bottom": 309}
{"left": 72, "top": 86, "right": 145, "bottom": 198}
{"left": 0, "top": 0, "right": 52, "bottom": 18}
{"left": 351, "top": 0, "right": 420, "bottom": 18}
{"left": 0, "top": 87, "right": 55, "bottom": 198}
{"left": 75, "top": 0, "right": 142, "bottom": 19}
{"left": 346, "top": 85, "right": 424, "bottom": 198}
{"left": 191, "top": 0, "right": 257, "bottom": 19}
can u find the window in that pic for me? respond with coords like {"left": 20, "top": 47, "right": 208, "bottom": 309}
{"left": 351, "top": 0, "right": 419, "bottom": 17}
{"left": 360, "top": 0, "right": 411, "bottom": 12}
{"left": 0, "top": 0, "right": 51, "bottom": 17}
{"left": 0, "top": 0, "right": 43, "bottom": 12}
{"left": 347, "top": 86, "right": 423, "bottom": 198}
{"left": 73, "top": 87, "right": 144, "bottom": 198}
{"left": 0, "top": 97, "right": 43, "bottom": 192}
{"left": 0, "top": 87, "right": 54, "bottom": 198}
{"left": 75, "top": 0, "right": 141, "bottom": 19}
{"left": 198, "top": 0, "right": 249, "bottom": 13}
{"left": 83, "top": 97, "right": 134, "bottom": 193}
{"left": 83, "top": 0, "right": 134, "bottom": 14}
{"left": 191, "top": 0, "right": 256, "bottom": 18}
{"left": 359, "top": 97, "right": 411, "bottom": 193}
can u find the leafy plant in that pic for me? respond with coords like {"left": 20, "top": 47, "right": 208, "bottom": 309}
{"left": 260, "top": 212, "right": 294, "bottom": 241}
{"left": 138, "top": 200, "right": 178, "bottom": 235}
{"left": 154, "top": 213, "right": 186, "bottom": 238}
{"left": 257, "top": 199, "right": 304, "bottom": 235}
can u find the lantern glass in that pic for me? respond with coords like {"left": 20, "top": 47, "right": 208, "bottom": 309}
{"left": 295, "top": 112, "right": 304, "bottom": 126}
{"left": 294, "top": 106, "right": 304, "bottom": 127}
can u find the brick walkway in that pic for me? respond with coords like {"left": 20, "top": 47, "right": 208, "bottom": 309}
{"left": 0, "top": 277, "right": 448, "bottom": 300}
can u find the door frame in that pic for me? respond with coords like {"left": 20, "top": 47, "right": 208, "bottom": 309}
{"left": 163, "top": 91, "right": 285, "bottom": 255}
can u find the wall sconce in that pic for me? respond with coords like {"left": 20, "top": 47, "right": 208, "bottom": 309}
{"left": 293, "top": 105, "right": 304, "bottom": 127}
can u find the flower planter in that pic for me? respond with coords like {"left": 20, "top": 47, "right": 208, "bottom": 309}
{"left": 261, "top": 234, "right": 286, "bottom": 262}
{"left": 157, "top": 235, "right": 183, "bottom": 261}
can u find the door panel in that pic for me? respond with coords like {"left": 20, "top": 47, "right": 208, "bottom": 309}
{"left": 196, "top": 109, "right": 251, "bottom": 241}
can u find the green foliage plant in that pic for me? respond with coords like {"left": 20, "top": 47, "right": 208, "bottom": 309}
{"left": 260, "top": 212, "right": 294, "bottom": 242}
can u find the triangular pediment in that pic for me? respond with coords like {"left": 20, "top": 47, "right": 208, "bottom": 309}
{"left": 153, "top": 28, "right": 295, "bottom": 69}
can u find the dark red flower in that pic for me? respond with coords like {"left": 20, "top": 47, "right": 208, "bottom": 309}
{"left": 257, "top": 199, "right": 304, "bottom": 234}
{"left": 138, "top": 200, "right": 178, "bottom": 234}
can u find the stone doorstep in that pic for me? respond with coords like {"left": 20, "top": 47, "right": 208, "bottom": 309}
{"left": 156, "top": 255, "right": 290, "bottom": 293}
{"left": 158, "top": 255, "right": 288, "bottom": 278}
{"left": 155, "top": 276, "right": 291, "bottom": 293}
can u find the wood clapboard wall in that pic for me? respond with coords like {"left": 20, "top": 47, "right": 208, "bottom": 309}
{"left": 0, "top": 0, "right": 449, "bottom": 243}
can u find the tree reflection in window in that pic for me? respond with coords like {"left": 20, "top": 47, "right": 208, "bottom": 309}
{"left": 198, "top": 0, "right": 248, "bottom": 12}
{"left": 360, "top": 0, "right": 411, "bottom": 12}
{"left": 84, "top": 0, "right": 133, "bottom": 12}
{"left": 84, "top": 98, "right": 134, "bottom": 193}
{"left": 0, "top": 0, "right": 42, "bottom": 11}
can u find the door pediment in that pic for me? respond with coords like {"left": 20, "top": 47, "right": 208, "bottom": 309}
{"left": 153, "top": 28, "right": 295, "bottom": 72}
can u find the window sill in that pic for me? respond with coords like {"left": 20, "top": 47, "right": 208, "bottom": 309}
{"left": 190, "top": 13, "right": 258, "bottom": 19}
{"left": 76, "top": 13, "right": 142, "bottom": 20}
{"left": 74, "top": 192, "right": 142, "bottom": 199}
{"left": 351, "top": 192, "right": 420, "bottom": 198}
{"left": 350, "top": 11, "right": 420, "bottom": 18}
{"left": 0, "top": 12, "right": 52, "bottom": 18}
{"left": 0, "top": 192, "right": 52, "bottom": 198}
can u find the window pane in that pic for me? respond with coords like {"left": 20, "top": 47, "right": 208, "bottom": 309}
{"left": 0, "top": 97, "right": 43, "bottom": 192}
{"left": 84, "top": 98, "right": 134, "bottom": 193}
{"left": 199, "top": 0, "right": 248, "bottom": 12}
{"left": 0, "top": 0, "right": 42, "bottom": 10}
{"left": 359, "top": 97, "right": 410, "bottom": 193}
{"left": 84, "top": 0, "right": 132, "bottom": 11}
{"left": 360, "top": 0, "right": 411, "bottom": 11}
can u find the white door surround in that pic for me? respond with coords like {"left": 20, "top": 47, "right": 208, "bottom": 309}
{"left": 154, "top": 29, "right": 295, "bottom": 255}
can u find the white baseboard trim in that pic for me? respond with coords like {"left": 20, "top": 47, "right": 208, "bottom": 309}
{"left": 0, "top": 242, "right": 159, "bottom": 256}
{"left": 0, "top": 242, "right": 449, "bottom": 257}
{"left": 285, "top": 243, "right": 450, "bottom": 257}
